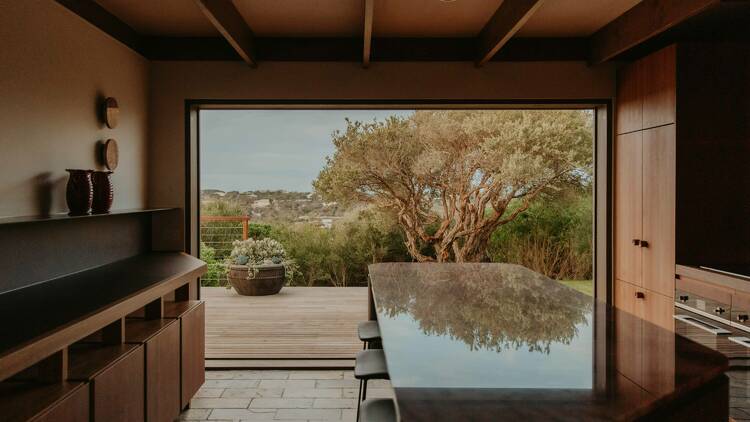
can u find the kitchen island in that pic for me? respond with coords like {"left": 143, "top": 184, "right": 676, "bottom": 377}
{"left": 368, "top": 263, "right": 728, "bottom": 421}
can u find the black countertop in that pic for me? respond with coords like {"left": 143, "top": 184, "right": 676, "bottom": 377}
{"left": 368, "top": 263, "right": 728, "bottom": 421}
{"left": 0, "top": 252, "right": 205, "bottom": 356}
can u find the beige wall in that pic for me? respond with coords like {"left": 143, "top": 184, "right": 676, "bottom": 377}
{"left": 0, "top": 0, "right": 149, "bottom": 217}
{"left": 148, "top": 60, "right": 617, "bottom": 212}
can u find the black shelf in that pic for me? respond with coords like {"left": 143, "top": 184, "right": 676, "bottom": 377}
{"left": 0, "top": 252, "right": 205, "bottom": 356}
{"left": 0, "top": 208, "right": 176, "bottom": 226}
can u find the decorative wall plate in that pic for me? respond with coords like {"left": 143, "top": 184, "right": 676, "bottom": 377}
{"left": 103, "top": 97, "right": 119, "bottom": 129}
{"left": 101, "top": 138, "right": 119, "bottom": 170}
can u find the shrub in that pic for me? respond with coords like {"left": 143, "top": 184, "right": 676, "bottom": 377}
{"left": 488, "top": 191, "right": 593, "bottom": 280}
{"left": 199, "top": 242, "right": 225, "bottom": 287}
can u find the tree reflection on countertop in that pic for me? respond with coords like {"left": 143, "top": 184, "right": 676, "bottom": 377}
{"left": 369, "top": 263, "right": 592, "bottom": 354}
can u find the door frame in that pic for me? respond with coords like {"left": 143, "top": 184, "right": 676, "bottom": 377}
{"left": 184, "top": 99, "right": 613, "bottom": 303}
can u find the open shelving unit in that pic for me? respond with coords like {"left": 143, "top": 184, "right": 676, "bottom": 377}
{"left": 0, "top": 208, "right": 207, "bottom": 422}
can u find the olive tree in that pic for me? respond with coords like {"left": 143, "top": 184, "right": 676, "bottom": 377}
{"left": 314, "top": 110, "right": 592, "bottom": 262}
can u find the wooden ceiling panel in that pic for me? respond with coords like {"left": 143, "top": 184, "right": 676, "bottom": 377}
{"left": 232, "top": 0, "right": 363, "bottom": 37}
{"left": 373, "top": 0, "right": 503, "bottom": 37}
{"left": 95, "top": 0, "right": 218, "bottom": 36}
{"left": 517, "top": 0, "right": 642, "bottom": 37}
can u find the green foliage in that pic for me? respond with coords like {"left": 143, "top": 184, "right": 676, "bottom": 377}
{"left": 488, "top": 191, "right": 593, "bottom": 280}
{"left": 271, "top": 208, "right": 411, "bottom": 286}
{"left": 314, "top": 110, "right": 594, "bottom": 262}
{"left": 199, "top": 242, "right": 225, "bottom": 287}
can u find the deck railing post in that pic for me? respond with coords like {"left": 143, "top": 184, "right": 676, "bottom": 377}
{"left": 242, "top": 217, "right": 249, "bottom": 240}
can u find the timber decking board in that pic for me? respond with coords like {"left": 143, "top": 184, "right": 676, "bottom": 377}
{"left": 203, "top": 287, "right": 368, "bottom": 359}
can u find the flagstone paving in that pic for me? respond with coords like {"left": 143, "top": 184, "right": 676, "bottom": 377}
{"left": 180, "top": 370, "right": 394, "bottom": 421}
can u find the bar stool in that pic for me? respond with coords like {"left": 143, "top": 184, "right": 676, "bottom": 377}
{"left": 358, "top": 320, "right": 381, "bottom": 349}
{"left": 355, "top": 349, "right": 389, "bottom": 422}
{"left": 360, "top": 398, "right": 398, "bottom": 422}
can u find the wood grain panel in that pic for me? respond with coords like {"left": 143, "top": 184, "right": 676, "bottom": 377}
{"left": 145, "top": 321, "right": 180, "bottom": 422}
{"left": 642, "top": 125, "right": 676, "bottom": 298}
{"left": 615, "top": 132, "right": 643, "bottom": 286}
{"left": 642, "top": 290, "right": 676, "bottom": 397}
{"left": 614, "top": 280, "right": 643, "bottom": 386}
{"left": 90, "top": 346, "right": 144, "bottom": 422}
{"left": 180, "top": 302, "right": 205, "bottom": 408}
{"left": 32, "top": 382, "right": 89, "bottom": 422}
{"left": 641, "top": 45, "right": 676, "bottom": 129}
{"left": 616, "top": 61, "right": 642, "bottom": 134}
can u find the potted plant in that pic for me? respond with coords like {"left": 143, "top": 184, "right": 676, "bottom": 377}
{"left": 225, "top": 238, "right": 295, "bottom": 296}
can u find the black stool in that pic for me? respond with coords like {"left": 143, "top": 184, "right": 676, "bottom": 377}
{"left": 360, "top": 398, "right": 397, "bottom": 422}
{"left": 358, "top": 320, "right": 381, "bottom": 349}
{"left": 355, "top": 349, "right": 389, "bottom": 422}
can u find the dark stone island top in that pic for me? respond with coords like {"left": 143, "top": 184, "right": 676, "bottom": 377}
{"left": 368, "top": 263, "right": 728, "bottom": 421}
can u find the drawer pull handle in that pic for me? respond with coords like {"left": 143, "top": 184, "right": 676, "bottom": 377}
{"left": 715, "top": 307, "right": 727, "bottom": 314}
{"left": 640, "top": 240, "right": 649, "bottom": 248}
{"left": 738, "top": 315, "right": 749, "bottom": 323}
{"left": 679, "top": 295, "right": 689, "bottom": 302}
{"left": 729, "top": 337, "right": 750, "bottom": 348}
{"left": 635, "top": 291, "right": 645, "bottom": 299}
{"left": 632, "top": 239, "right": 641, "bottom": 246}
{"left": 674, "top": 315, "right": 731, "bottom": 335}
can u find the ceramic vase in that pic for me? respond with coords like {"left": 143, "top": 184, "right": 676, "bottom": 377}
{"left": 91, "top": 171, "right": 114, "bottom": 214}
{"left": 65, "top": 169, "right": 93, "bottom": 216}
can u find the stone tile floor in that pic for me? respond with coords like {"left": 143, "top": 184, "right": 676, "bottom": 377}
{"left": 180, "top": 370, "right": 394, "bottom": 422}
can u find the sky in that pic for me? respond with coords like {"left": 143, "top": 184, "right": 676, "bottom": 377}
{"left": 200, "top": 109, "right": 413, "bottom": 192}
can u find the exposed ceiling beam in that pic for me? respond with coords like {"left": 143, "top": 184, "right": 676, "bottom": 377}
{"left": 590, "top": 0, "right": 722, "bottom": 64}
{"left": 362, "top": 0, "right": 374, "bottom": 68}
{"left": 476, "top": 0, "right": 544, "bottom": 66}
{"left": 143, "top": 37, "right": 589, "bottom": 62}
{"left": 55, "top": 0, "right": 143, "bottom": 55}
{"left": 193, "top": 0, "right": 257, "bottom": 67}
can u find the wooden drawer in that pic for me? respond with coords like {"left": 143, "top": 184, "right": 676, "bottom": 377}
{"left": 32, "top": 382, "right": 89, "bottom": 422}
{"left": 69, "top": 344, "right": 145, "bottom": 422}
{"left": 0, "top": 381, "right": 89, "bottom": 422}
{"left": 165, "top": 300, "right": 206, "bottom": 408}
{"left": 125, "top": 318, "right": 181, "bottom": 422}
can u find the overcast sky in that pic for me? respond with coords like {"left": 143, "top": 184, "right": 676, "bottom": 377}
{"left": 200, "top": 109, "right": 413, "bottom": 192}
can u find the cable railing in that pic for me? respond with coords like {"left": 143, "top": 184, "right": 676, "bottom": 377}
{"left": 199, "top": 215, "right": 250, "bottom": 286}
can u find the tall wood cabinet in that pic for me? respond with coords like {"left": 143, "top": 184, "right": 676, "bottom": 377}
{"left": 614, "top": 45, "right": 676, "bottom": 330}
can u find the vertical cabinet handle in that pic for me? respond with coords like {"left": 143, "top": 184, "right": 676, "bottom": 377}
{"left": 632, "top": 239, "right": 641, "bottom": 246}
{"left": 635, "top": 291, "right": 645, "bottom": 299}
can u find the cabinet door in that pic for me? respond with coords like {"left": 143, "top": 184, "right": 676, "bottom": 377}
{"left": 641, "top": 290, "right": 675, "bottom": 395}
{"left": 614, "top": 280, "right": 643, "bottom": 385}
{"left": 91, "top": 346, "right": 144, "bottom": 422}
{"left": 641, "top": 45, "right": 676, "bottom": 129}
{"left": 615, "top": 132, "right": 643, "bottom": 286}
{"left": 146, "top": 321, "right": 181, "bottom": 422}
{"left": 642, "top": 125, "right": 675, "bottom": 298}
{"left": 616, "top": 60, "right": 642, "bottom": 134}
{"left": 181, "top": 302, "right": 205, "bottom": 408}
{"left": 32, "top": 384, "right": 89, "bottom": 422}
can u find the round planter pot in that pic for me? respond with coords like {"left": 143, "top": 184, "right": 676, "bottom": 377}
{"left": 228, "top": 264, "right": 285, "bottom": 296}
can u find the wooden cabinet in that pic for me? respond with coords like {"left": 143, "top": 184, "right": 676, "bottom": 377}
{"left": 641, "top": 45, "right": 676, "bottom": 130}
{"left": 164, "top": 300, "right": 205, "bottom": 409}
{"left": 614, "top": 45, "right": 676, "bottom": 308}
{"left": 615, "top": 132, "right": 643, "bottom": 286}
{"left": 68, "top": 344, "right": 145, "bottom": 422}
{"left": 616, "top": 61, "right": 642, "bottom": 134}
{"left": 126, "top": 319, "right": 181, "bottom": 422}
{"left": 0, "top": 381, "right": 89, "bottom": 422}
{"left": 615, "top": 45, "right": 675, "bottom": 135}
{"left": 642, "top": 125, "right": 676, "bottom": 298}
{"left": 614, "top": 126, "right": 675, "bottom": 296}
{"left": 615, "top": 279, "right": 675, "bottom": 395}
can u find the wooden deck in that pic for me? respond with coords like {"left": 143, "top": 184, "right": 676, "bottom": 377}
{"left": 202, "top": 287, "right": 368, "bottom": 360}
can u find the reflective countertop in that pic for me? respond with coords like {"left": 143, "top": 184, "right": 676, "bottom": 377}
{"left": 368, "top": 263, "right": 728, "bottom": 421}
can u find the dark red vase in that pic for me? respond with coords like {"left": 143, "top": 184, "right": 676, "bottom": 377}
{"left": 92, "top": 171, "right": 114, "bottom": 214}
{"left": 65, "top": 169, "right": 93, "bottom": 216}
